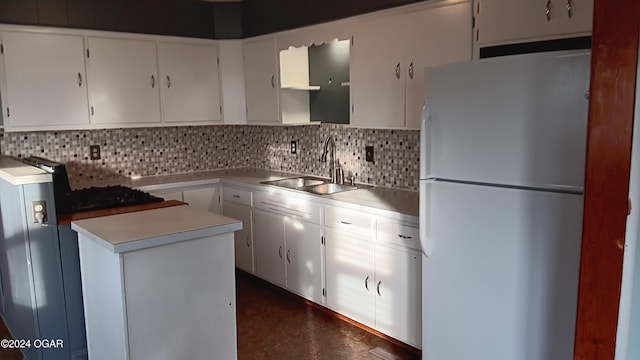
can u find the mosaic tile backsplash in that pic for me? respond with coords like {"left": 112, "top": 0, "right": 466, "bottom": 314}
{"left": 0, "top": 125, "right": 420, "bottom": 190}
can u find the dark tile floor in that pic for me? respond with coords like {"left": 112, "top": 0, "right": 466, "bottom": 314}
{"left": 236, "top": 270, "right": 421, "bottom": 360}
{"left": 0, "top": 271, "right": 421, "bottom": 360}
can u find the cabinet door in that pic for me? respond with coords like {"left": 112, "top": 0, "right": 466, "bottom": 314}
{"left": 351, "top": 15, "right": 405, "bottom": 128}
{"left": 556, "top": 0, "right": 594, "bottom": 35}
{"left": 223, "top": 201, "right": 254, "bottom": 274}
{"left": 183, "top": 186, "right": 221, "bottom": 214}
{"left": 284, "top": 218, "right": 323, "bottom": 303}
{"left": 158, "top": 42, "right": 221, "bottom": 124}
{"left": 477, "top": 0, "right": 557, "bottom": 45}
{"left": 253, "top": 209, "right": 285, "bottom": 286}
{"left": 374, "top": 245, "right": 422, "bottom": 348}
{"left": 324, "top": 228, "right": 375, "bottom": 328}
{"left": 244, "top": 38, "right": 280, "bottom": 123}
{"left": 404, "top": 2, "right": 472, "bottom": 129}
{"left": 151, "top": 191, "right": 183, "bottom": 202}
{"left": 477, "top": 0, "right": 592, "bottom": 46}
{"left": 1, "top": 31, "right": 89, "bottom": 129}
{"left": 87, "top": 37, "right": 161, "bottom": 125}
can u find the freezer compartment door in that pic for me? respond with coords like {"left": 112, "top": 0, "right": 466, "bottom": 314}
{"left": 422, "top": 181, "right": 582, "bottom": 360}
{"left": 423, "top": 50, "right": 590, "bottom": 190}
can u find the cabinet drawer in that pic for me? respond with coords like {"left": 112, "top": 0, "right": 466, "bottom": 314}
{"left": 254, "top": 191, "right": 321, "bottom": 224}
{"left": 376, "top": 219, "right": 420, "bottom": 250}
{"left": 324, "top": 207, "right": 374, "bottom": 237}
{"left": 223, "top": 187, "right": 252, "bottom": 206}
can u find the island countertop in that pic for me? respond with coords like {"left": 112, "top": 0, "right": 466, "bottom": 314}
{"left": 71, "top": 205, "right": 243, "bottom": 253}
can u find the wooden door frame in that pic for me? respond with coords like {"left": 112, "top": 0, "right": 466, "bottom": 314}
{"left": 574, "top": 0, "right": 640, "bottom": 358}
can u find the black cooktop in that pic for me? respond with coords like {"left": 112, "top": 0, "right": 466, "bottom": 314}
{"left": 23, "top": 156, "right": 164, "bottom": 214}
{"left": 68, "top": 185, "right": 164, "bottom": 213}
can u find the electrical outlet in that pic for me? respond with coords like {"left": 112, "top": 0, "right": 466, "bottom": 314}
{"left": 365, "top": 146, "right": 374, "bottom": 162}
{"left": 291, "top": 140, "right": 297, "bottom": 154}
{"left": 31, "top": 200, "right": 47, "bottom": 224}
{"left": 90, "top": 145, "right": 101, "bottom": 160}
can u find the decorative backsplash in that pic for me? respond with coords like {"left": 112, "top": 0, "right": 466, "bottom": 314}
{"left": 0, "top": 125, "right": 420, "bottom": 190}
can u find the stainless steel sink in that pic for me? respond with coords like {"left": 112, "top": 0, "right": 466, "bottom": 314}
{"left": 303, "top": 182, "right": 373, "bottom": 195}
{"left": 261, "top": 176, "right": 372, "bottom": 195}
{"left": 302, "top": 183, "right": 358, "bottom": 195}
{"left": 261, "top": 176, "right": 328, "bottom": 190}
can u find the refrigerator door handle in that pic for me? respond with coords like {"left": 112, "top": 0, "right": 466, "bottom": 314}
{"left": 419, "top": 180, "right": 431, "bottom": 258}
{"left": 420, "top": 100, "right": 432, "bottom": 180}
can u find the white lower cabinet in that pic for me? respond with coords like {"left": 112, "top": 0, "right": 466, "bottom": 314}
{"left": 253, "top": 207, "right": 324, "bottom": 304}
{"left": 253, "top": 191, "right": 324, "bottom": 304}
{"left": 183, "top": 186, "right": 222, "bottom": 214}
{"left": 373, "top": 244, "right": 422, "bottom": 348}
{"left": 146, "top": 183, "right": 221, "bottom": 214}
{"left": 223, "top": 201, "right": 254, "bottom": 274}
{"left": 325, "top": 228, "right": 376, "bottom": 328}
{"left": 284, "top": 218, "right": 323, "bottom": 303}
{"left": 253, "top": 209, "right": 286, "bottom": 287}
{"left": 324, "top": 206, "right": 422, "bottom": 348}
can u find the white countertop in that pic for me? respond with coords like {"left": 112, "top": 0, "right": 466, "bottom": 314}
{"left": 75, "top": 168, "right": 419, "bottom": 220}
{"left": 71, "top": 205, "right": 243, "bottom": 253}
{"left": 0, "top": 156, "right": 52, "bottom": 185}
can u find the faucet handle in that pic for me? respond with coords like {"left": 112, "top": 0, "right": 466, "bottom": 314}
{"left": 345, "top": 175, "right": 355, "bottom": 185}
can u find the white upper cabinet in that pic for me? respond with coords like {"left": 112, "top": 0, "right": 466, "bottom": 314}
{"left": 0, "top": 26, "right": 224, "bottom": 131}
{"left": 87, "top": 37, "right": 162, "bottom": 126}
{"left": 158, "top": 42, "right": 222, "bottom": 124}
{"left": 476, "top": 0, "right": 593, "bottom": 46}
{"left": 0, "top": 31, "right": 90, "bottom": 130}
{"left": 351, "top": 1, "right": 473, "bottom": 129}
{"left": 243, "top": 37, "right": 280, "bottom": 124}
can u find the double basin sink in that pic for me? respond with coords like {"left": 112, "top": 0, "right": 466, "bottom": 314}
{"left": 261, "top": 176, "right": 372, "bottom": 195}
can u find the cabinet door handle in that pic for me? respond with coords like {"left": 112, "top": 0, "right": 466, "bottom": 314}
{"left": 395, "top": 63, "right": 401, "bottom": 80}
{"left": 151, "top": 75, "right": 156, "bottom": 88}
{"left": 398, "top": 234, "right": 413, "bottom": 240}
{"left": 286, "top": 249, "right": 291, "bottom": 263}
{"left": 278, "top": 246, "right": 283, "bottom": 258}
{"left": 166, "top": 75, "right": 171, "bottom": 88}
{"left": 245, "top": 235, "right": 250, "bottom": 248}
{"left": 566, "top": 0, "right": 572, "bottom": 18}
{"left": 408, "top": 62, "right": 414, "bottom": 80}
{"left": 377, "top": 280, "right": 382, "bottom": 297}
{"left": 545, "top": 0, "right": 551, "bottom": 21}
{"left": 271, "top": 75, "right": 275, "bottom": 88}
{"left": 340, "top": 220, "right": 352, "bottom": 225}
{"left": 365, "top": 275, "right": 370, "bottom": 291}
{"left": 77, "top": 73, "right": 83, "bottom": 87}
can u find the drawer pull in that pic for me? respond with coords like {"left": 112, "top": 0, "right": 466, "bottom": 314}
{"left": 398, "top": 234, "right": 413, "bottom": 240}
{"left": 365, "top": 276, "right": 370, "bottom": 291}
{"left": 340, "top": 220, "right": 352, "bottom": 225}
{"left": 233, "top": 194, "right": 241, "bottom": 198}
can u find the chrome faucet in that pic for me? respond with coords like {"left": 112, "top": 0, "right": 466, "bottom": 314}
{"left": 320, "top": 136, "right": 343, "bottom": 183}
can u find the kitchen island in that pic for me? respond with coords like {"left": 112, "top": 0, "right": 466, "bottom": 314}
{"left": 71, "top": 205, "right": 242, "bottom": 360}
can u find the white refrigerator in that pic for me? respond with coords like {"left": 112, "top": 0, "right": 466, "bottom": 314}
{"left": 419, "top": 50, "right": 590, "bottom": 360}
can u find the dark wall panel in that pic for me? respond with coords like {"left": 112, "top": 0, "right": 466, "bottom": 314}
{"left": 37, "top": 0, "right": 69, "bottom": 26}
{"left": 0, "top": 0, "right": 39, "bottom": 24}
{"left": 242, "top": 0, "right": 427, "bottom": 37}
{"left": 1, "top": 0, "right": 217, "bottom": 39}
